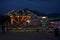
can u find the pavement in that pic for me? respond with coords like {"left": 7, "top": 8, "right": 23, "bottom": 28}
{"left": 0, "top": 32, "right": 60, "bottom": 40}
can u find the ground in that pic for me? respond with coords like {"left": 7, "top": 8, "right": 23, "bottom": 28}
{"left": 0, "top": 32, "right": 60, "bottom": 40}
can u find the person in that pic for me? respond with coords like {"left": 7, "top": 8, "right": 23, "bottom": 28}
{"left": 37, "top": 28, "right": 39, "bottom": 32}
{"left": 2, "top": 24, "right": 5, "bottom": 33}
{"left": 23, "top": 22, "right": 28, "bottom": 32}
{"left": 54, "top": 27, "right": 59, "bottom": 36}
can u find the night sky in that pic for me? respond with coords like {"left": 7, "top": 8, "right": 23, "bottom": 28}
{"left": 0, "top": 0, "right": 60, "bottom": 14}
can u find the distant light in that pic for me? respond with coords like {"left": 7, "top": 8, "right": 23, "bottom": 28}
{"left": 51, "top": 21, "right": 58, "bottom": 24}
{"left": 17, "top": 16, "right": 20, "bottom": 17}
{"left": 42, "top": 17, "right": 46, "bottom": 19}
{"left": 10, "top": 15, "right": 13, "bottom": 17}
{"left": 26, "top": 20, "right": 30, "bottom": 23}
{"left": 15, "top": 15, "right": 20, "bottom": 17}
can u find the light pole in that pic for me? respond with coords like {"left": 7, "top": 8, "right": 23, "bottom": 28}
{"left": 41, "top": 16, "right": 47, "bottom": 32}
{"left": 41, "top": 16, "right": 47, "bottom": 27}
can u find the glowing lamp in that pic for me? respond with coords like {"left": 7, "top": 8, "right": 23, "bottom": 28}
{"left": 42, "top": 17, "right": 46, "bottom": 19}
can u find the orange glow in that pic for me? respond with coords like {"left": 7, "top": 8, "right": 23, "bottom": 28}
{"left": 10, "top": 15, "right": 13, "bottom": 18}
{"left": 10, "top": 15, "right": 31, "bottom": 24}
{"left": 11, "top": 18, "right": 14, "bottom": 24}
{"left": 27, "top": 16, "right": 31, "bottom": 19}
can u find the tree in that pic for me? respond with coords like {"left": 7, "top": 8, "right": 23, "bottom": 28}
{"left": 0, "top": 15, "right": 10, "bottom": 25}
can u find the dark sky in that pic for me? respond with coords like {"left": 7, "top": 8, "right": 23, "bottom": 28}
{"left": 0, "top": 0, "right": 60, "bottom": 14}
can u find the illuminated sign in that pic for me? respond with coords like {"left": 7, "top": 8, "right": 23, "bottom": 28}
{"left": 51, "top": 21, "right": 59, "bottom": 25}
{"left": 10, "top": 15, "right": 31, "bottom": 24}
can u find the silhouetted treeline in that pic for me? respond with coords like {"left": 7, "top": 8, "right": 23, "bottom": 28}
{"left": 23, "top": 8, "right": 60, "bottom": 17}
{"left": 0, "top": 15, "right": 10, "bottom": 25}
{"left": 47, "top": 13, "right": 60, "bottom": 18}
{"left": 0, "top": 8, "right": 60, "bottom": 25}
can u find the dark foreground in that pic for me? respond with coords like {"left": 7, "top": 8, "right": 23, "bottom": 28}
{"left": 0, "top": 32, "right": 60, "bottom": 40}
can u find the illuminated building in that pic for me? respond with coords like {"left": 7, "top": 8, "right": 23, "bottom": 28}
{"left": 6, "top": 10, "right": 41, "bottom": 27}
{"left": 10, "top": 14, "right": 31, "bottom": 24}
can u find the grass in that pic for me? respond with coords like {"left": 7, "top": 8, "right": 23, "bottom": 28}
{"left": 8, "top": 29, "right": 54, "bottom": 36}
{"left": 9, "top": 29, "right": 36, "bottom": 32}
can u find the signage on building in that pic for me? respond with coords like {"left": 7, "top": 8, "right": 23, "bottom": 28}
{"left": 10, "top": 15, "right": 31, "bottom": 24}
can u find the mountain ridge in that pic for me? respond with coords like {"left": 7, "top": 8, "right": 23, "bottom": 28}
{"left": 1, "top": 8, "right": 60, "bottom": 18}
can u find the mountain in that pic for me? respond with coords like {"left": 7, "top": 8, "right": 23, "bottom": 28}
{"left": 47, "top": 13, "right": 60, "bottom": 18}
{"left": 4, "top": 8, "right": 60, "bottom": 18}
{"left": 23, "top": 8, "right": 47, "bottom": 16}
{"left": 24, "top": 8, "right": 60, "bottom": 18}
